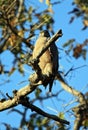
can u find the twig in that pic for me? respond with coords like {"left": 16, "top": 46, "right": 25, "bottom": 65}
{"left": 31, "top": 91, "right": 63, "bottom": 103}
{"left": 65, "top": 65, "right": 87, "bottom": 76}
{"left": 5, "top": 0, "right": 16, "bottom": 15}
{"left": 20, "top": 98, "right": 70, "bottom": 125}
{"left": 16, "top": 0, "right": 23, "bottom": 22}
{"left": 0, "top": 34, "right": 10, "bottom": 53}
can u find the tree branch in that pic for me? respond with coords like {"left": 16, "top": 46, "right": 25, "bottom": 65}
{"left": 0, "top": 30, "right": 63, "bottom": 111}
{"left": 56, "top": 72, "right": 88, "bottom": 130}
{"left": 0, "top": 84, "right": 37, "bottom": 111}
{"left": 56, "top": 72, "right": 85, "bottom": 103}
{"left": 20, "top": 97, "right": 70, "bottom": 125}
{"left": 72, "top": 102, "right": 88, "bottom": 130}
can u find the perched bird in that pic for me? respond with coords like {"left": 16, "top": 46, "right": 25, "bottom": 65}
{"left": 30, "top": 30, "right": 58, "bottom": 91}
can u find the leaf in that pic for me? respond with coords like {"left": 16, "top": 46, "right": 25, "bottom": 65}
{"left": 82, "top": 49, "right": 87, "bottom": 60}
{"left": 41, "top": 118, "right": 49, "bottom": 125}
{"left": 46, "top": 0, "right": 51, "bottom": 6}
{"left": 82, "top": 119, "right": 88, "bottom": 127}
{"left": 58, "top": 112, "right": 65, "bottom": 119}
{"left": 18, "top": 62, "right": 24, "bottom": 74}
{"left": 73, "top": 44, "right": 82, "bottom": 58}
{"left": 69, "top": 16, "right": 75, "bottom": 24}
{"left": 8, "top": 67, "right": 16, "bottom": 76}
{"left": 35, "top": 88, "right": 42, "bottom": 97}
{"left": 47, "top": 7, "right": 54, "bottom": 13}
{"left": 83, "top": 19, "right": 88, "bottom": 27}
{"left": 63, "top": 39, "right": 75, "bottom": 48}
{"left": 57, "top": 112, "right": 66, "bottom": 129}
{"left": 0, "top": 64, "right": 4, "bottom": 74}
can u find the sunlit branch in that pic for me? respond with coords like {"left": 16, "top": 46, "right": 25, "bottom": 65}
{"left": 56, "top": 72, "right": 85, "bottom": 103}
{"left": 0, "top": 84, "right": 37, "bottom": 111}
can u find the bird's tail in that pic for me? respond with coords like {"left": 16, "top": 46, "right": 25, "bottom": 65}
{"left": 49, "top": 76, "right": 54, "bottom": 92}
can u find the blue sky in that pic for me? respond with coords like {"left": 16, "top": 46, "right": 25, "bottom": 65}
{"left": 0, "top": 0, "right": 88, "bottom": 129}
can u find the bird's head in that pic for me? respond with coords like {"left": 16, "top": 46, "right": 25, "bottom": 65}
{"left": 39, "top": 30, "right": 50, "bottom": 37}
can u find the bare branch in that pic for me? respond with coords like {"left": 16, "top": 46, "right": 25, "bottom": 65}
{"left": 0, "top": 84, "right": 37, "bottom": 111}
{"left": 0, "top": 83, "right": 69, "bottom": 125}
{"left": 56, "top": 72, "right": 85, "bottom": 103}
{"left": 20, "top": 97, "right": 70, "bottom": 125}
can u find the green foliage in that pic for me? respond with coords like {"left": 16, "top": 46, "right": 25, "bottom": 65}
{"left": 35, "top": 88, "right": 42, "bottom": 98}
{"left": 68, "top": 0, "right": 88, "bottom": 29}
{"left": 0, "top": 0, "right": 54, "bottom": 75}
{"left": 63, "top": 39, "right": 75, "bottom": 48}
{"left": 63, "top": 39, "right": 88, "bottom": 59}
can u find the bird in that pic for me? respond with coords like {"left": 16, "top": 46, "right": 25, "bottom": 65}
{"left": 30, "top": 30, "right": 58, "bottom": 92}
